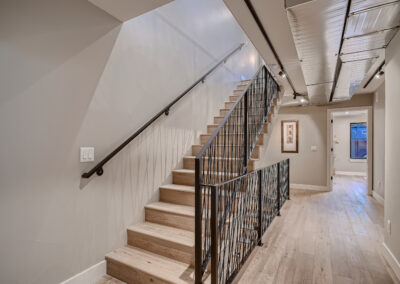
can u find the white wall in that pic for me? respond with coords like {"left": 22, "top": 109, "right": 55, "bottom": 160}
{"left": 259, "top": 95, "right": 373, "bottom": 188}
{"left": 0, "top": 0, "right": 261, "bottom": 283}
{"left": 373, "top": 83, "right": 385, "bottom": 198}
{"left": 384, "top": 30, "right": 400, "bottom": 278}
{"left": 332, "top": 113, "right": 367, "bottom": 175}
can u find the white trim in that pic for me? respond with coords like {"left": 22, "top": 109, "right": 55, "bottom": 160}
{"left": 327, "top": 106, "right": 373, "bottom": 195}
{"left": 382, "top": 242, "right": 400, "bottom": 282}
{"left": 60, "top": 260, "right": 106, "bottom": 284}
{"left": 290, "top": 183, "right": 329, "bottom": 191}
{"left": 349, "top": 158, "right": 367, "bottom": 163}
{"left": 372, "top": 191, "right": 384, "bottom": 205}
{"left": 335, "top": 171, "right": 367, "bottom": 177}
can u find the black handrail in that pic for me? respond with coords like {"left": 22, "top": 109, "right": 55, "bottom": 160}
{"left": 81, "top": 43, "right": 244, "bottom": 179}
{"left": 194, "top": 64, "right": 279, "bottom": 283}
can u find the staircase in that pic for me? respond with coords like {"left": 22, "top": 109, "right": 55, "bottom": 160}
{"left": 104, "top": 79, "right": 282, "bottom": 284}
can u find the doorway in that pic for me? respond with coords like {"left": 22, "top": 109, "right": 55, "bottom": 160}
{"left": 327, "top": 107, "right": 372, "bottom": 194}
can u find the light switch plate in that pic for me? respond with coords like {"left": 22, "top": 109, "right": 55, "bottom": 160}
{"left": 311, "top": 145, "right": 317, "bottom": 152}
{"left": 80, "top": 147, "right": 94, "bottom": 162}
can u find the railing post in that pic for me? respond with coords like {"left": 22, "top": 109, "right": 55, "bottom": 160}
{"left": 211, "top": 186, "right": 218, "bottom": 284}
{"left": 243, "top": 91, "right": 248, "bottom": 171}
{"left": 287, "top": 159, "right": 290, "bottom": 200}
{"left": 195, "top": 158, "right": 202, "bottom": 284}
{"left": 258, "top": 170, "right": 263, "bottom": 246}
{"left": 277, "top": 163, "right": 281, "bottom": 216}
{"left": 264, "top": 68, "right": 268, "bottom": 116}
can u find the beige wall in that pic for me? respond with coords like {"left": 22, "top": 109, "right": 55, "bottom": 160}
{"left": 0, "top": 0, "right": 261, "bottom": 283}
{"left": 260, "top": 94, "right": 373, "bottom": 187}
{"left": 332, "top": 113, "right": 367, "bottom": 174}
{"left": 384, "top": 30, "right": 400, "bottom": 273}
{"left": 373, "top": 83, "right": 385, "bottom": 198}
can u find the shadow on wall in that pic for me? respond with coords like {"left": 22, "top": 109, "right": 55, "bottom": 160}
{"left": 0, "top": 1, "right": 121, "bottom": 283}
{"left": 0, "top": 0, "right": 122, "bottom": 107}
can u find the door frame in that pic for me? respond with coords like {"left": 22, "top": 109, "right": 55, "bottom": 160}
{"left": 326, "top": 106, "right": 373, "bottom": 195}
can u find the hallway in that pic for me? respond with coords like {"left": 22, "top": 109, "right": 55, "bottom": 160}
{"left": 236, "top": 176, "right": 397, "bottom": 284}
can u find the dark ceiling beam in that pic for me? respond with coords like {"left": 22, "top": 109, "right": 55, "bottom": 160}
{"left": 329, "top": 0, "right": 352, "bottom": 102}
{"left": 363, "top": 60, "right": 385, "bottom": 89}
{"left": 244, "top": 0, "right": 299, "bottom": 95}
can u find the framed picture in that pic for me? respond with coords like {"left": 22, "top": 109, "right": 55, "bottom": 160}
{"left": 281, "top": 120, "right": 299, "bottom": 153}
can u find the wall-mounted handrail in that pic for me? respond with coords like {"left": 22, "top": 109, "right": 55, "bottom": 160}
{"left": 81, "top": 43, "right": 245, "bottom": 179}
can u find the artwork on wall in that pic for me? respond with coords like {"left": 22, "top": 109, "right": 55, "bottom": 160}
{"left": 281, "top": 120, "right": 299, "bottom": 153}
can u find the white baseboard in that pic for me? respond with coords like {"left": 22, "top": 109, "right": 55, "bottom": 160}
{"left": 290, "top": 183, "right": 329, "bottom": 191}
{"left": 335, "top": 171, "right": 367, "bottom": 177}
{"left": 382, "top": 242, "right": 400, "bottom": 282}
{"left": 60, "top": 260, "right": 106, "bottom": 284}
{"left": 372, "top": 191, "right": 384, "bottom": 205}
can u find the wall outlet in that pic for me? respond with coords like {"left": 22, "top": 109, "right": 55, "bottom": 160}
{"left": 80, "top": 147, "right": 94, "bottom": 162}
{"left": 387, "top": 219, "right": 391, "bottom": 235}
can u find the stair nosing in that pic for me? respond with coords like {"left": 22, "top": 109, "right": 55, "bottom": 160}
{"left": 183, "top": 155, "right": 256, "bottom": 162}
{"left": 145, "top": 201, "right": 195, "bottom": 217}
{"left": 106, "top": 246, "right": 193, "bottom": 283}
{"left": 127, "top": 222, "right": 194, "bottom": 248}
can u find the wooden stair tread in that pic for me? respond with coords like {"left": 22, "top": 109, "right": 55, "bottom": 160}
{"left": 160, "top": 184, "right": 195, "bottom": 193}
{"left": 94, "top": 275, "right": 126, "bottom": 284}
{"left": 145, "top": 201, "right": 194, "bottom": 217}
{"left": 192, "top": 144, "right": 260, "bottom": 147}
{"left": 106, "top": 246, "right": 195, "bottom": 284}
{"left": 127, "top": 222, "right": 194, "bottom": 248}
{"left": 184, "top": 155, "right": 257, "bottom": 161}
{"left": 173, "top": 168, "right": 240, "bottom": 176}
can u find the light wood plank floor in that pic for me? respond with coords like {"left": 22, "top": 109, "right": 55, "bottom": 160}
{"left": 94, "top": 275, "right": 126, "bottom": 284}
{"left": 236, "top": 175, "right": 399, "bottom": 284}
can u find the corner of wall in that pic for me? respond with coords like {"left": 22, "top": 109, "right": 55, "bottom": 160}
{"left": 382, "top": 242, "right": 400, "bottom": 282}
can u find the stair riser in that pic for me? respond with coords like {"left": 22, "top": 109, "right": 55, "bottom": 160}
{"left": 214, "top": 115, "right": 264, "bottom": 124}
{"left": 220, "top": 109, "right": 230, "bottom": 116}
{"left": 173, "top": 170, "right": 259, "bottom": 190}
{"left": 214, "top": 117, "right": 224, "bottom": 124}
{"left": 173, "top": 171, "right": 195, "bottom": 186}
{"left": 159, "top": 187, "right": 247, "bottom": 213}
{"left": 127, "top": 230, "right": 194, "bottom": 265}
{"left": 107, "top": 259, "right": 169, "bottom": 284}
{"left": 184, "top": 157, "right": 255, "bottom": 172}
{"left": 207, "top": 124, "right": 268, "bottom": 134}
{"left": 160, "top": 188, "right": 194, "bottom": 207}
{"left": 220, "top": 108, "right": 268, "bottom": 117}
{"left": 226, "top": 101, "right": 275, "bottom": 110}
{"left": 230, "top": 94, "right": 239, "bottom": 100}
{"left": 145, "top": 208, "right": 194, "bottom": 231}
{"left": 225, "top": 101, "right": 235, "bottom": 109}
{"left": 200, "top": 134, "right": 264, "bottom": 146}
{"left": 192, "top": 145, "right": 260, "bottom": 159}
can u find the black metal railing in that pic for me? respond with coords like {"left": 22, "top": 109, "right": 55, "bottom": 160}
{"left": 194, "top": 65, "right": 281, "bottom": 283}
{"left": 209, "top": 159, "right": 290, "bottom": 283}
{"left": 81, "top": 43, "right": 244, "bottom": 179}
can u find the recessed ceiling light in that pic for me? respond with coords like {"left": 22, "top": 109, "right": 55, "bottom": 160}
{"left": 376, "top": 70, "right": 384, "bottom": 79}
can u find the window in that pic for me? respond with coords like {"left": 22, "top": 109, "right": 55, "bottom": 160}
{"left": 350, "top": 123, "right": 367, "bottom": 159}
